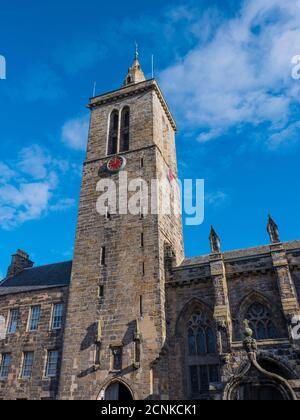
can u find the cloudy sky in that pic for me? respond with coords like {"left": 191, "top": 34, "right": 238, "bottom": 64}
{"left": 0, "top": 0, "right": 300, "bottom": 277}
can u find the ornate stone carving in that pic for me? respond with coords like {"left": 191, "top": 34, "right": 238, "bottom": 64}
{"left": 209, "top": 226, "right": 221, "bottom": 254}
{"left": 267, "top": 215, "right": 281, "bottom": 244}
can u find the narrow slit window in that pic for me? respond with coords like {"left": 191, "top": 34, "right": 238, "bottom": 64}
{"left": 105, "top": 206, "right": 111, "bottom": 220}
{"left": 141, "top": 233, "right": 144, "bottom": 248}
{"left": 99, "top": 286, "right": 104, "bottom": 299}
{"left": 100, "top": 247, "right": 106, "bottom": 266}
{"left": 140, "top": 296, "right": 143, "bottom": 317}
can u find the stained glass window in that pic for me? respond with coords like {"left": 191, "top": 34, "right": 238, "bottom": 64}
{"left": 187, "top": 313, "right": 217, "bottom": 355}
{"left": 246, "top": 303, "right": 278, "bottom": 340}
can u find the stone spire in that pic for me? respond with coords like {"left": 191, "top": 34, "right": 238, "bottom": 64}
{"left": 267, "top": 214, "right": 281, "bottom": 244}
{"left": 209, "top": 226, "right": 221, "bottom": 254}
{"left": 123, "top": 46, "right": 146, "bottom": 87}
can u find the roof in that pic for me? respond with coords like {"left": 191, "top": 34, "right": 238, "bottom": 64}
{"left": 0, "top": 261, "right": 72, "bottom": 296}
{"left": 180, "top": 240, "right": 300, "bottom": 268}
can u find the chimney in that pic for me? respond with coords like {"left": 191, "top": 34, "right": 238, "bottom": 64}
{"left": 6, "top": 250, "right": 34, "bottom": 278}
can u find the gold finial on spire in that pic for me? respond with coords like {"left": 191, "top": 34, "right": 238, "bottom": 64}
{"left": 123, "top": 44, "right": 146, "bottom": 87}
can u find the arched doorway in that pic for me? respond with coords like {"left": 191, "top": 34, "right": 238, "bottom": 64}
{"left": 233, "top": 383, "right": 284, "bottom": 401}
{"left": 104, "top": 381, "right": 134, "bottom": 401}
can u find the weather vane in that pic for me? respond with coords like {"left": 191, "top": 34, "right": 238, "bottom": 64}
{"left": 135, "top": 41, "right": 139, "bottom": 58}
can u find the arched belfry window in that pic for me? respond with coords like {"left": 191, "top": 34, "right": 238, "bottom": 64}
{"left": 108, "top": 110, "right": 119, "bottom": 155}
{"left": 246, "top": 303, "right": 278, "bottom": 340}
{"left": 120, "top": 107, "right": 130, "bottom": 152}
{"left": 187, "top": 313, "right": 217, "bottom": 355}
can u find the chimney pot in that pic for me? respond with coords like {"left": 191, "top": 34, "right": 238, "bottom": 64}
{"left": 6, "top": 249, "right": 34, "bottom": 278}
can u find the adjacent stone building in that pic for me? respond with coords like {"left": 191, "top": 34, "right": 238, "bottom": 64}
{"left": 0, "top": 54, "right": 300, "bottom": 400}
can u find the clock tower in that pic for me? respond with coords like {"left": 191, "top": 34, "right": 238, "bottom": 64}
{"left": 59, "top": 53, "right": 184, "bottom": 400}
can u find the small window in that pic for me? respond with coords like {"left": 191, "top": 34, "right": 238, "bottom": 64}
{"left": 141, "top": 233, "right": 144, "bottom": 248}
{"left": 45, "top": 351, "right": 59, "bottom": 378}
{"left": 112, "top": 347, "right": 123, "bottom": 372}
{"left": 140, "top": 296, "right": 143, "bottom": 317}
{"left": 51, "top": 304, "right": 64, "bottom": 330}
{"left": 100, "top": 247, "right": 106, "bottom": 266}
{"left": 7, "top": 309, "right": 19, "bottom": 334}
{"left": 0, "top": 354, "right": 11, "bottom": 379}
{"left": 28, "top": 306, "right": 41, "bottom": 332}
{"left": 99, "top": 286, "right": 104, "bottom": 299}
{"left": 21, "top": 352, "right": 34, "bottom": 379}
{"left": 105, "top": 207, "right": 111, "bottom": 220}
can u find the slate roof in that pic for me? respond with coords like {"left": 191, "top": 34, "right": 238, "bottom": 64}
{"left": 180, "top": 240, "right": 300, "bottom": 268}
{"left": 0, "top": 261, "right": 72, "bottom": 296}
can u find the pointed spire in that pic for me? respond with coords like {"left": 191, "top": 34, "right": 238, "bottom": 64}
{"left": 123, "top": 45, "right": 146, "bottom": 87}
{"left": 209, "top": 226, "right": 221, "bottom": 254}
{"left": 267, "top": 214, "right": 281, "bottom": 244}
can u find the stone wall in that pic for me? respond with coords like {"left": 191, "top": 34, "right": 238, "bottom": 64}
{"left": 162, "top": 244, "right": 300, "bottom": 400}
{"left": 0, "top": 287, "right": 68, "bottom": 400}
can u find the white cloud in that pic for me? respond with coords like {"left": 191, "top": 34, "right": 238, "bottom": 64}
{"left": 17, "top": 145, "right": 51, "bottom": 179}
{"left": 206, "top": 191, "right": 229, "bottom": 206}
{"left": 49, "top": 198, "right": 76, "bottom": 212}
{"left": 62, "top": 115, "right": 89, "bottom": 151}
{"left": 0, "top": 163, "right": 16, "bottom": 183}
{"left": 0, "top": 146, "right": 75, "bottom": 230}
{"left": 160, "top": 0, "right": 300, "bottom": 145}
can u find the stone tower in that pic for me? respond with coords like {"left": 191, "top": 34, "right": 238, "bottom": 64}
{"left": 59, "top": 53, "right": 184, "bottom": 400}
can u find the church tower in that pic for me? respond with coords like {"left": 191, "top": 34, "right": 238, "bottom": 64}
{"left": 59, "top": 53, "right": 184, "bottom": 400}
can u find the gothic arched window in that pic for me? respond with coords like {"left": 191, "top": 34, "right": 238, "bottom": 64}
{"left": 246, "top": 303, "right": 278, "bottom": 340}
{"left": 120, "top": 107, "right": 130, "bottom": 152}
{"left": 187, "top": 313, "right": 217, "bottom": 355}
{"left": 108, "top": 110, "right": 119, "bottom": 155}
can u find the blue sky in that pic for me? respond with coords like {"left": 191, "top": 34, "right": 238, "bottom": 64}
{"left": 0, "top": 0, "right": 300, "bottom": 277}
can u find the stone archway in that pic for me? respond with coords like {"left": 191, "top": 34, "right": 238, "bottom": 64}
{"left": 100, "top": 380, "right": 134, "bottom": 401}
{"left": 224, "top": 326, "right": 297, "bottom": 401}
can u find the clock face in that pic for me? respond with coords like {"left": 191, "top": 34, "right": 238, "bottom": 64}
{"left": 107, "top": 156, "right": 126, "bottom": 173}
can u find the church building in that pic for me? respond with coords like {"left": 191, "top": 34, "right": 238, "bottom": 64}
{"left": 0, "top": 54, "right": 300, "bottom": 400}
